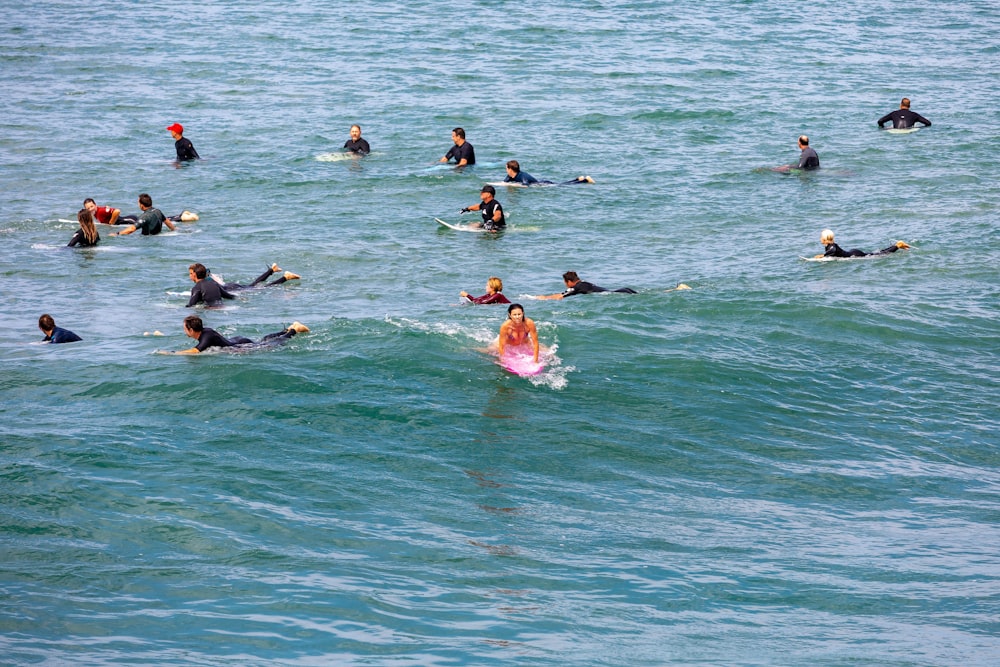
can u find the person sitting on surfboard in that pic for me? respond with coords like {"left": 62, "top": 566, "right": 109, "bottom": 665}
{"left": 166, "top": 123, "right": 199, "bottom": 161}
{"left": 773, "top": 135, "right": 819, "bottom": 172}
{"left": 496, "top": 303, "right": 539, "bottom": 364}
{"left": 343, "top": 124, "right": 370, "bottom": 154}
{"left": 159, "top": 316, "right": 309, "bottom": 355}
{"left": 535, "top": 271, "right": 637, "bottom": 300}
{"left": 814, "top": 229, "right": 910, "bottom": 259}
{"left": 439, "top": 127, "right": 475, "bottom": 167}
{"left": 503, "top": 160, "right": 594, "bottom": 186}
{"left": 460, "top": 185, "right": 505, "bottom": 232}
{"left": 878, "top": 98, "right": 931, "bottom": 130}
{"left": 186, "top": 262, "right": 301, "bottom": 307}
{"left": 461, "top": 276, "right": 511, "bottom": 305}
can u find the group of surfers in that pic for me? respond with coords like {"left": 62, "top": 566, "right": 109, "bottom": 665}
{"left": 47, "top": 99, "right": 928, "bottom": 360}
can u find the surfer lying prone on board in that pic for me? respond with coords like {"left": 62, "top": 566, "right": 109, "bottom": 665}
{"left": 186, "top": 263, "right": 301, "bottom": 307}
{"left": 503, "top": 160, "right": 594, "bottom": 186}
{"left": 815, "top": 229, "right": 910, "bottom": 258}
{"left": 461, "top": 276, "right": 511, "bottom": 305}
{"left": 159, "top": 315, "right": 309, "bottom": 354}
{"left": 534, "top": 271, "right": 637, "bottom": 300}
{"left": 460, "top": 185, "right": 506, "bottom": 231}
{"left": 493, "top": 303, "right": 540, "bottom": 363}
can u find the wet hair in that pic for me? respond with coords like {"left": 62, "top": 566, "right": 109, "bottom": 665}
{"left": 77, "top": 208, "right": 98, "bottom": 245}
{"left": 487, "top": 276, "right": 503, "bottom": 293}
{"left": 820, "top": 229, "right": 835, "bottom": 244}
{"left": 83, "top": 198, "right": 96, "bottom": 206}
{"left": 452, "top": 127, "right": 466, "bottom": 139}
{"left": 138, "top": 193, "right": 153, "bottom": 208}
{"left": 799, "top": 135, "right": 809, "bottom": 146}
{"left": 183, "top": 315, "right": 204, "bottom": 333}
{"left": 506, "top": 160, "right": 520, "bottom": 173}
{"left": 562, "top": 271, "right": 580, "bottom": 283}
{"left": 189, "top": 263, "right": 208, "bottom": 279}
{"left": 350, "top": 124, "right": 361, "bottom": 132}
{"left": 901, "top": 97, "right": 911, "bottom": 108}
{"left": 506, "top": 303, "right": 524, "bottom": 319}
{"left": 481, "top": 185, "right": 496, "bottom": 196}
{"left": 38, "top": 314, "right": 55, "bottom": 332}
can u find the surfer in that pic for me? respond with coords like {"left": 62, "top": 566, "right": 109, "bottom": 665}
{"left": 186, "top": 263, "right": 300, "bottom": 307}
{"left": 166, "top": 123, "right": 199, "bottom": 161}
{"left": 84, "top": 197, "right": 197, "bottom": 226}
{"left": 38, "top": 314, "right": 82, "bottom": 344}
{"left": 496, "top": 303, "right": 539, "bottom": 364}
{"left": 343, "top": 124, "right": 370, "bottom": 154}
{"left": 160, "top": 315, "right": 309, "bottom": 355}
{"left": 535, "top": 271, "right": 637, "bottom": 300}
{"left": 504, "top": 160, "right": 594, "bottom": 186}
{"left": 439, "top": 127, "right": 475, "bottom": 167}
{"left": 814, "top": 229, "right": 910, "bottom": 258}
{"left": 460, "top": 185, "right": 506, "bottom": 232}
{"left": 773, "top": 135, "right": 819, "bottom": 172}
{"left": 461, "top": 276, "right": 511, "bottom": 305}
{"left": 111, "top": 194, "right": 175, "bottom": 236}
{"left": 878, "top": 98, "right": 932, "bottom": 129}
{"left": 67, "top": 208, "right": 100, "bottom": 248}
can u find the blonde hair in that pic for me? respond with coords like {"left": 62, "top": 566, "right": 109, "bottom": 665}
{"left": 487, "top": 276, "right": 503, "bottom": 293}
{"left": 820, "top": 229, "right": 835, "bottom": 244}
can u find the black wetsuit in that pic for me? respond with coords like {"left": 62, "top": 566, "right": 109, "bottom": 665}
{"left": 187, "top": 279, "right": 236, "bottom": 307}
{"left": 797, "top": 147, "right": 820, "bottom": 170}
{"left": 195, "top": 327, "right": 299, "bottom": 352}
{"left": 823, "top": 243, "right": 903, "bottom": 258}
{"left": 137, "top": 208, "right": 167, "bottom": 235}
{"left": 344, "top": 138, "right": 370, "bottom": 154}
{"left": 563, "top": 280, "right": 637, "bottom": 296}
{"left": 445, "top": 142, "right": 476, "bottom": 165}
{"left": 175, "top": 137, "right": 199, "bottom": 161}
{"left": 67, "top": 229, "right": 100, "bottom": 247}
{"left": 481, "top": 199, "right": 506, "bottom": 231}
{"left": 43, "top": 326, "right": 82, "bottom": 344}
{"left": 878, "top": 109, "right": 931, "bottom": 129}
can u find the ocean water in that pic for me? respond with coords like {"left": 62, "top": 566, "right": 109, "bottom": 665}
{"left": 2, "top": 1, "right": 999, "bottom": 665}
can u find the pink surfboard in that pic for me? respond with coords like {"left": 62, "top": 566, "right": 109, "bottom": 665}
{"left": 500, "top": 349, "right": 545, "bottom": 376}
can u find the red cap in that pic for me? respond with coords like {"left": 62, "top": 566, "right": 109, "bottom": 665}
{"left": 166, "top": 123, "right": 184, "bottom": 134}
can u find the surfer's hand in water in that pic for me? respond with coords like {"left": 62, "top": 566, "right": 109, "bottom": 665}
{"left": 461, "top": 207, "right": 470, "bottom": 213}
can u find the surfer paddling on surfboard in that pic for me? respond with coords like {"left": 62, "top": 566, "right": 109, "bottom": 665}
{"left": 534, "top": 271, "right": 637, "bottom": 300}
{"left": 878, "top": 98, "right": 931, "bottom": 130}
{"left": 814, "top": 229, "right": 910, "bottom": 259}
{"left": 460, "top": 185, "right": 506, "bottom": 232}
{"left": 494, "top": 303, "right": 540, "bottom": 365}
{"left": 503, "top": 160, "right": 594, "bottom": 186}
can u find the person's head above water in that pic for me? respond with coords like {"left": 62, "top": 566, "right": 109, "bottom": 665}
{"left": 798, "top": 135, "right": 810, "bottom": 147}
{"left": 562, "top": 271, "right": 580, "bottom": 285}
{"left": 350, "top": 124, "right": 362, "bottom": 139}
{"left": 183, "top": 315, "right": 204, "bottom": 334}
{"left": 506, "top": 160, "right": 520, "bottom": 174}
{"left": 38, "top": 313, "right": 55, "bottom": 334}
{"left": 900, "top": 97, "right": 911, "bottom": 109}
{"left": 820, "top": 229, "right": 835, "bottom": 244}
{"left": 188, "top": 263, "right": 208, "bottom": 280}
{"left": 507, "top": 303, "right": 525, "bottom": 321}
{"left": 487, "top": 276, "right": 503, "bottom": 293}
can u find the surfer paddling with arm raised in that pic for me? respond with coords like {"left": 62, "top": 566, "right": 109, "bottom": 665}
{"left": 496, "top": 303, "right": 539, "bottom": 364}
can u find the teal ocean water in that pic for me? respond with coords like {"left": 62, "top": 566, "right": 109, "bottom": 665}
{"left": 3, "top": 1, "right": 999, "bottom": 664}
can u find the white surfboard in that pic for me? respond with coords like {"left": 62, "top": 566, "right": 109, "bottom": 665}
{"left": 434, "top": 217, "right": 490, "bottom": 233}
{"left": 886, "top": 127, "right": 920, "bottom": 135}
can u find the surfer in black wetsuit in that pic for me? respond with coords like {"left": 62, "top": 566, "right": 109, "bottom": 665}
{"left": 534, "top": 271, "right": 637, "bottom": 300}
{"left": 167, "top": 123, "right": 199, "bottom": 161}
{"left": 504, "top": 160, "right": 594, "bottom": 186}
{"left": 878, "top": 98, "right": 931, "bottom": 129}
{"left": 67, "top": 208, "right": 100, "bottom": 247}
{"left": 814, "top": 229, "right": 910, "bottom": 258}
{"left": 774, "top": 135, "right": 819, "bottom": 172}
{"left": 186, "top": 263, "right": 300, "bottom": 307}
{"left": 343, "top": 124, "right": 371, "bottom": 154}
{"left": 440, "top": 127, "right": 475, "bottom": 167}
{"left": 160, "top": 315, "right": 309, "bottom": 354}
{"left": 460, "top": 185, "right": 506, "bottom": 232}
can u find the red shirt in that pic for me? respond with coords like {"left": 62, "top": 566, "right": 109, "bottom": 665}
{"left": 466, "top": 292, "right": 511, "bottom": 305}
{"left": 92, "top": 206, "right": 117, "bottom": 224}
